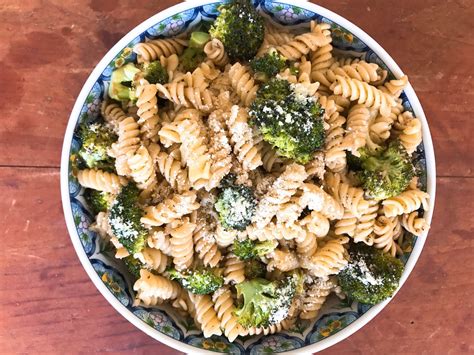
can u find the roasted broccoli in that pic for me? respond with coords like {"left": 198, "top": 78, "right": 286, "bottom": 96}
{"left": 233, "top": 238, "right": 276, "bottom": 261}
{"left": 141, "top": 60, "right": 168, "bottom": 84}
{"left": 108, "top": 63, "right": 141, "bottom": 101}
{"left": 250, "top": 78, "right": 325, "bottom": 164}
{"left": 244, "top": 259, "right": 267, "bottom": 279}
{"left": 108, "top": 183, "right": 147, "bottom": 254}
{"left": 235, "top": 275, "right": 297, "bottom": 328}
{"left": 250, "top": 50, "right": 287, "bottom": 82}
{"left": 84, "top": 188, "right": 113, "bottom": 215}
{"left": 357, "top": 141, "right": 415, "bottom": 200}
{"left": 169, "top": 267, "right": 224, "bottom": 295}
{"left": 123, "top": 255, "right": 143, "bottom": 278}
{"left": 209, "top": 0, "right": 264, "bottom": 61}
{"left": 179, "top": 31, "right": 211, "bottom": 72}
{"left": 215, "top": 183, "right": 256, "bottom": 231}
{"left": 337, "top": 243, "right": 404, "bottom": 305}
{"left": 77, "top": 122, "right": 116, "bottom": 170}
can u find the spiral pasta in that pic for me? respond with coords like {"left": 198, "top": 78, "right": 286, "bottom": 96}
{"left": 310, "top": 43, "right": 335, "bottom": 75}
{"left": 276, "top": 22, "right": 332, "bottom": 61}
{"left": 111, "top": 116, "right": 141, "bottom": 176}
{"left": 134, "top": 247, "right": 168, "bottom": 273}
{"left": 301, "top": 183, "right": 344, "bottom": 220}
{"left": 168, "top": 217, "right": 196, "bottom": 270}
{"left": 227, "top": 105, "right": 263, "bottom": 171}
{"left": 177, "top": 119, "right": 212, "bottom": 189}
{"left": 101, "top": 101, "right": 127, "bottom": 132}
{"left": 320, "top": 97, "right": 347, "bottom": 172}
{"left": 156, "top": 148, "right": 190, "bottom": 193}
{"left": 330, "top": 75, "right": 396, "bottom": 117}
{"left": 133, "top": 37, "right": 188, "bottom": 63}
{"left": 373, "top": 215, "right": 402, "bottom": 257}
{"left": 299, "top": 210, "right": 330, "bottom": 238}
{"left": 268, "top": 249, "right": 300, "bottom": 272}
{"left": 228, "top": 62, "right": 259, "bottom": 106}
{"left": 135, "top": 79, "right": 160, "bottom": 143}
{"left": 141, "top": 191, "right": 200, "bottom": 227}
{"left": 147, "top": 228, "right": 172, "bottom": 255}
{"left": 304, "top": 236, "right": 349, "bottom": 276}
{"left": 314, "top": 61, "right": 385, "bottom": 88}
{"left": 224, "top": 254, "right": 246, "bottom": 284}
{"left": 133, "top": 269, "right": 181, "bottom": 306}
{"left": 189, "top": 293, "right": 222, "bottom": 338}
{"left": 401, "top": 211, "right": 430, "bottom": 236}
{"left": 204, "top": 38, "right": 229, "bottom": 67}
{"left": 379, "top": 75, "right": 409, "bottom": 97}
{"left": 156, "top": 81, "right": 214, "bottom": 112}
{"left": 353, "top": 199, "right": 379, "bottom": 245}
{"left": 207, "top": 109, "right": 233, "bottom": 190}
{"left": 191, "top": 211, "right": 221, "bottom": 268}
{"left": 213, "top": 287, "right": 248, "bottom": 341}
{"left": 325, "top": 172, "right": 370, "bottom": 218}
{"left": 344, "top": 104, "right": 371, "bottom": 155}
{"left": 77, "top": 169, "right": 127, "bottom": 193}
{"left": 382, "top": 188, "right": 429, "bottom": 217}
{"left": 396, "top": 112, "right": 423, "bottom": 154}
{"left": 128, "top": 145, "right": 157, "bottom": 190}
{"left": 253, "top": 163, "right": 308, "bottom": 228}
{"left": 300, "top": 278, "right": 338, "bottom": 319}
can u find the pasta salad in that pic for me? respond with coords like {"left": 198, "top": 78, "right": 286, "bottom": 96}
{"left": 73, "top": 0, "right": 430, "bottom": 341}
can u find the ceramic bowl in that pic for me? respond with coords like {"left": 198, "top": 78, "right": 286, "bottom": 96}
{"left": 60, "top": 0, "right": 436, "bottom": 353}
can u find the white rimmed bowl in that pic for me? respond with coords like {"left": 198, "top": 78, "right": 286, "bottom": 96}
{"left": 60, "top": 1, "right": 436, "bottom": 353}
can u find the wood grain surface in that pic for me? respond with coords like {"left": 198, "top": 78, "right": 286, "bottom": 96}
{"left": 1, "top": 0, "right": 473, "bottom": 354}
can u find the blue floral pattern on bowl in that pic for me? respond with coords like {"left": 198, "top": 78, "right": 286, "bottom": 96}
{"left": 307, "top": 312, "right": 359, "bottom": 343}
{"left": 249, "top": 335, "right": 304, "bottom": 354}
{"left": 65, "top": 1, "right": 429, "bottom": 353}
{"left": 185, "top": 335, "right": 245, "bottom": 354}
{"left": 71, "top": 201, "right": 96, "bottom": 256}
{"left": 91, "top": 259, "right": 130, "bottom": 306}
{"left": 134, "top": 309, "right": 183, "bottom": 340}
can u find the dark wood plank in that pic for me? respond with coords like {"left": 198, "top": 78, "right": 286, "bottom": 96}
{"left": 1, "top": 167, "right": 472, "bottom": 353}
{"left": 0, "top": 0, "right": 472, "bottom": 177}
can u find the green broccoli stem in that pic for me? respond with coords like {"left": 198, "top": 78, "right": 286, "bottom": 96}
{"left": 189, "top": 31, "right": 211, "bottom": 49}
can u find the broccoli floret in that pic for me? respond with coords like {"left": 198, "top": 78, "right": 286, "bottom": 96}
{"left": 250, "top": 50, "right": 287, "bottom": 82}
{"left": 108, "top": 63, "right": 141, "bottom": 101}
{"left": 244, "top": 259, "right": 267, "bottom": 279}
{"left": 179, "top": 31, "right": 211, "bottom": 73}
{"left": 250, "top": 78, "right": 325, "bottom": 164}
{"left": 108, "top": 183, "right": 147, "bottom": 254}
{"left": 84, "top": 188, "right": 113, "bottom": 215}
{"left": 233, "top": 238, "right": 276, "bottom": 261}
{"left": 235, "top": 275, "right": 297, "bottom": 328}
{"left": 169, "top": 267, "right": 223, "bottom": 295}
{"left": 141, "top": 61, "right": 168, "bottom": 84}
{"left": 123, "top": 255, "right": 143, "bottom": 278}
{"left": 357, "top": 141, "right": 415, "bottom": 200}
{"left": 209, "top": 0, "right": 264, "bottom": 61}
{"left": 215, "top": 184, "right": 256, "bottom": 231}
{"left": 77, "top": 122, "right": 116, "bottom": 170}
{"left": 338, "top": 243, "right": 404, "bottom": 305}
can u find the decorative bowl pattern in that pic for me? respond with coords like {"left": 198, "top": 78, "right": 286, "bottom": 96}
{"left": 61, "top": 1, "right": 436, "bottom": 353}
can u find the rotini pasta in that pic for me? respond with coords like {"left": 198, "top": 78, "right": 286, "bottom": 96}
{"left": 133, "top": 37, "right": 188, "bottom": 63}
{"left": 79, "top": 13, "right": 430, "bottom": 343}
{"left": 330, "top": 75, "right": 396, "bottom": 117}
{"left": 382, "top": 188, "right": 429, "bottom": 217}
{"left": 77, "top": 169, "right": 127, "bottom": 193}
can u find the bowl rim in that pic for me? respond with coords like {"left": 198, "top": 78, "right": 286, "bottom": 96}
{"left": 60, "top": 0, "right": 437, "bottom": 353}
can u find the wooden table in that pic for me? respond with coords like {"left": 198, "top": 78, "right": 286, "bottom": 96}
{"left": 1, "top": 0, "right": 473, "bottom": 353}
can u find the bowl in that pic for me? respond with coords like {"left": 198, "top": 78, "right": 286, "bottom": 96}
{"left": 60, "top": 0, "right": 436, "bottom": 353}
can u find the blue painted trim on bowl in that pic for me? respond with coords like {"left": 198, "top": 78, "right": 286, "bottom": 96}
{"left": 61, "top": 1, "right": 436, "bottom": 354}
